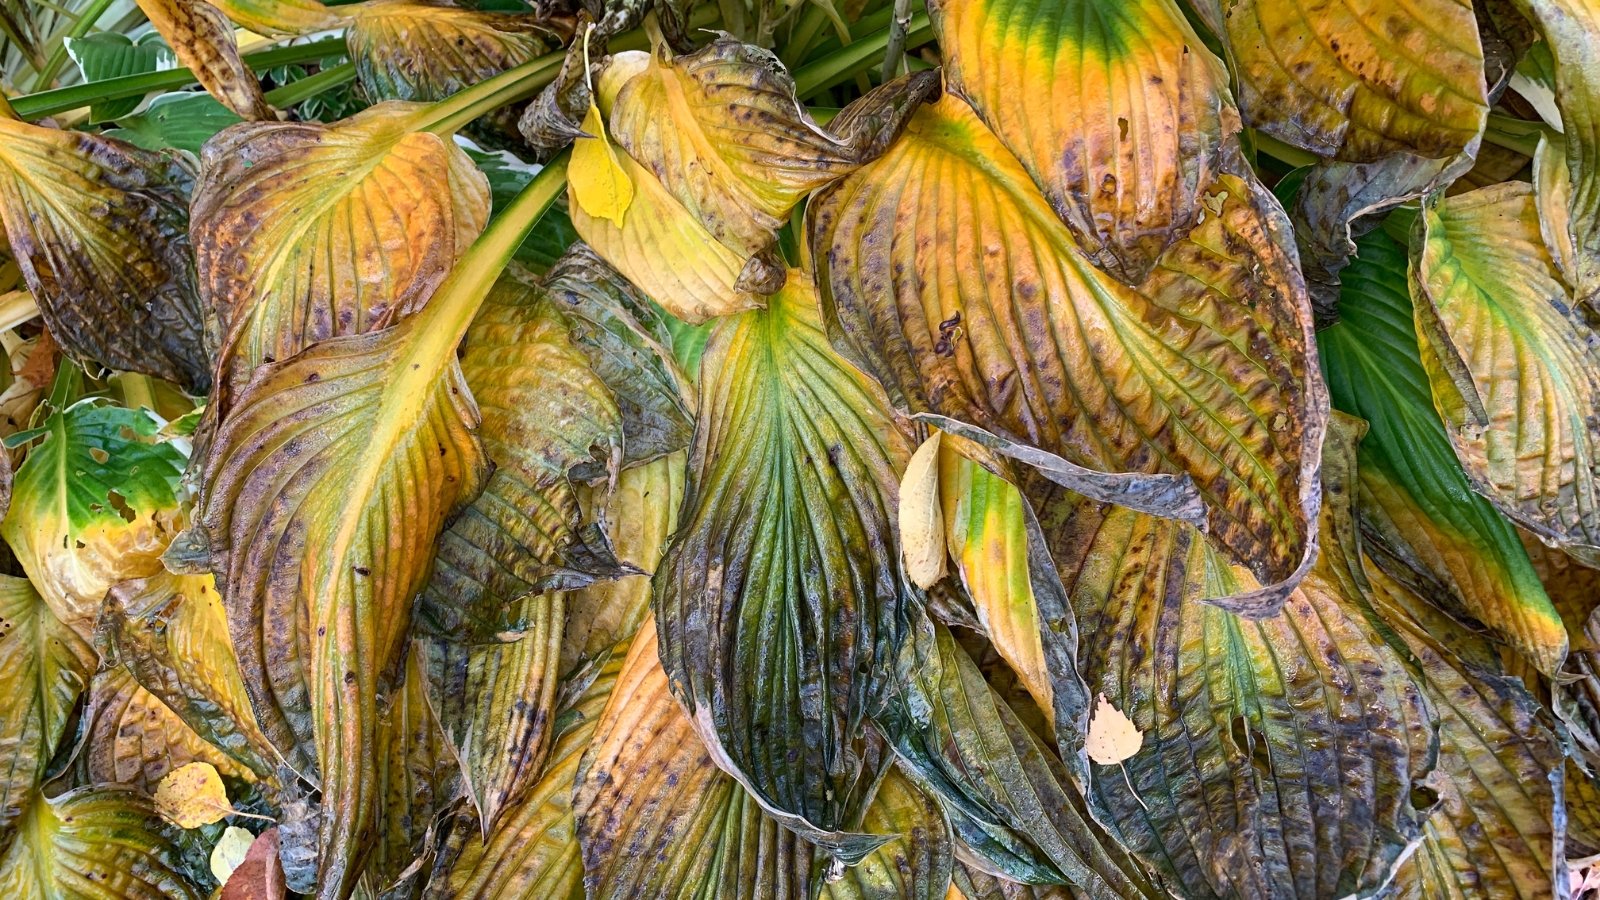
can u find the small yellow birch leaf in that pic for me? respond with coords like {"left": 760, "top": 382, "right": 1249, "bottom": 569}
{"left": 899, "top": 431, "right": 945, "bottom": 588}
{"left": 153, "top": 761, "right": 230, "bottom": 829}
{"left": 1085, "top": 693, "right": 1143, "bottom": 765}
{"left": 570, "top": 101, "right": 634, "bottom": 228}
{"left": 210, "top": 825, "right": 255, "bottom": 884}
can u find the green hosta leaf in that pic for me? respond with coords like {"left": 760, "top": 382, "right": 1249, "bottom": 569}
{"left": 192, "top": 101, "right": 491, "bottom": 404}
{"left": 810, "top": 95, "right": 1323, "bottom": 616}
{"left": 64, "top": 32, "right": 175, "bottom": 121}
{"left": 0, "top": 575, "right": 94, "bottom": 853}
{"left": 425, "top": 637, "right": 628, "bottom": 900}
{"left": 1413, "top": 183, "right": 1600, "bottom": 564}
{"left": 1317, "top": 227, "right": 1567, "bottom": 674}
{"left": 100, "top": 574, "right": 279, "bottom": 782}
{"left": 0, "top": 121, "right": 209, "bottom": 392}
{"left": 76, "top": 666, "right": 248, "bottom": 793}
{"left": 574, "top": 623, "right": 819, "bottom": 898}
{"left": 928, "top": 0, "right": 1233, "bottom": 282}
{"left": 197, "top": 163, "right": 567, "bottom": 899}
{"left": 1044, "top": 416, "right": 1434, "bottom": 898}
{"left": 880, "top": 615, "right": 1159, "bottom": 896}
{"left": 110, "top": 93, "right": 244, "bottom": 156}
{"left": 1363, "top": 554, "right": 1568, "bottom": 900}
{"left": 2, "top": 402, "right": 186, "bottom": 635}
{"left": 0, "top": 786, "right": 204, "bottom": 899}
{"left": 653, "top": 272, "right": 914, "bottom": 854}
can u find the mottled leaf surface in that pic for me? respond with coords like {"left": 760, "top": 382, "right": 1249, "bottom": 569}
{"left": 133, "top": 0, "right": 272, "bottom": 120}
{"left": 192, "top": 103, "right": 490, "bottom": 402}
{"left": 78, "top": 666, "right": 247, "bottom": 793}
{"left": 0, "top": 787, "right": 203, "bottom": 899}
{"left": 0, "top": 120, "right": 208, "bottom": 392}
{"left": 653, "top": 273, "right": 913, "bottom": 851}
{"left": 1414, "top": 183, "right": 1600, "bottom": 563}
{"left": 811, "top": 96, "right": 1323, "bottom": 615}
{"left": 346, "top": 0, "right": 568, "bottom": 103}
{"left": 929, "top": 0, "right": 1234, "bottom": 282}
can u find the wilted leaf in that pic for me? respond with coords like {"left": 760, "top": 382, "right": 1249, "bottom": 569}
{"left": 1221, "top": 0, "right": 1488, "bottom": 161}
{"left": 2, "top": 401, "right": 186, "bottom": 635}
{"left": 206, "top": 0, "right": 343, "bottom": 33}
{"left": 0, "top": 786, "right": 204, "bottom": 898}
{"left": 881, "top": 615, "right": 1159, "bottom": 896}
{"left": 1364, "top": 555, "right": 1568, "bottom": 900}
{"left": 1413, "top": 182, "right": 1600, "bottom": 564}
{"left": 133, "top": 0, "right": 273, "bottom": 120}
{"left": 929, "top": 0, "right": 1234, "bottom": 282}
{"left": 414, "top": 272, "right": 619, "bottom": 641}
{"left": 78, "top": 666, "right": 247, "bottom": 793}
{"left": 811, "top": 95, "right": 1323, "bottom": 615}
{"left": 198, "top": 162, "right": 567, "bottom": 898}
{"left": 542, "top": 243, "right": 695, "bottom": 467}
{"left": 1513, "top": 0, "right": 1600, "bottom": 304}
{"left": 345, "top": 0, "right": 569, "bottom": 103}
{"left": 1317, "top": 226, "right": 1567, "bottom": 674}
{"left": 369, "top": 650, "right": 457, "bottom": 894}
{"left": 653, "top": 272, "right": 913, "bottom": 853}
{"left": 1048, "top": 415, "right": 1435, "bottom": 898}
{"left": 101, "top": 574, "right": 280, "bottom": 781}
{"left": 574, "top": 622, "right": 819, "bottom": 898}
{"left": 154, "top": 761, "right": 232, "bottom": 829}
{"left": 0, "top": 574, "right": 94, "bottom": 852}
{"left": 426, "top": 638, "right": 628, "bottom": 900}
{"left": 192, "top": 101, "right": 491, "bottom": 403}
{"left": 562, "top": 450, "right": 685, "bottom": 670}
{"left": 0, "top": 120, "right": 209, "bottom": 392}
{"left": 575, "top": 45, "right": 936, "bottom": 321}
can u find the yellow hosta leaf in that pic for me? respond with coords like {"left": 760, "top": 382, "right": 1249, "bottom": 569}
{"left": 574, "top": 41, "right": 936, "bottom": 321}
{"left": 929, "top": 0, "right": 1234, "bottom": 281}
{"left": 211, "top": 826, "right": 256, "bottom": 884}
{"left": 154, "top": 762, "right": 231, "bottom": 829}
{"left": 1084, "top": 694, "right": 1142, "bottom": 765}
{"left": 900, "top": 431, "right": 946, "bottom": 589}
{"left": 938, "top": 441, "right": 1051, "bottom": 724}
{"left": 0, "top": 787, "right": 203, "bottom": 898}
{"left": 192, "top": 101, "right": 490, "bottom": 403}
{"left": 78, "top": 667, "right": 249, "bottom": 793}
{"left": 345, "top": 0, "right": 568, "bottom": 103}
{"left": 1414, "top": 182, "right": 1600, "bottom": 564}
{"left": 569, "top": 101, "right": 633, "bottom": 227}
{"left": 812, "top": 96, "right": 1323, "bottom": 615}
{"left": 133, "top": 0, "right": 273, "bottom": 120}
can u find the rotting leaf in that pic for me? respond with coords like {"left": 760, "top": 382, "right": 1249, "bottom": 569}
{"left": 133, "top": 0, "right": 273, "bottom": 120}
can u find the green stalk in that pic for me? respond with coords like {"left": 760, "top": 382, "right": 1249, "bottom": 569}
{"left": 11, "top": 35, "right": 346, "bottom": 120}
{"left": 1251, "top": 131, "right": 1319, "bottom": 169}
{"left": 791, "top": 11, "right": 931, "bottom": 98}
{"left": 411, "top": 154, "right": 570, "bottom": 366}
{"left": 263, "top": 60, "right": 356, "bottom": 107}
{"left": 415, "top": 52, "right": 564, "bottom": 136}
{"left": 30, "top": 0, "right": 118, "bottom": 91}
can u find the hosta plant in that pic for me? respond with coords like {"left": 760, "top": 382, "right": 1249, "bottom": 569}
{"left": 0, "top": 0, "right": 1596, "bottom": 897}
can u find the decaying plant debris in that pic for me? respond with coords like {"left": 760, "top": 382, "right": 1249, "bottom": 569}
{"left": 0, "top": 0, "right": 1597, "bottom": 896}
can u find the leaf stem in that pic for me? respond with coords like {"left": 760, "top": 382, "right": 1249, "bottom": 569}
{"left": 418, "top": 153, "right": 571, "bottom": 349}
{"left": 30, "top": 0, "right": 119, "bottom": 91}
{"left": 791, "top": 11, "right": 931, "bottom": 98}
{"left": 11, "top": 35, "right": 347, "bottom": 120}
{"left": 415, "top": 53, "right": 566, "bottom": 136}
{"left": 263, "top": 60, "right": 356, "bottom": 107}
{"left": 881, "top": 0, "right": 913, "bottom": 80}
